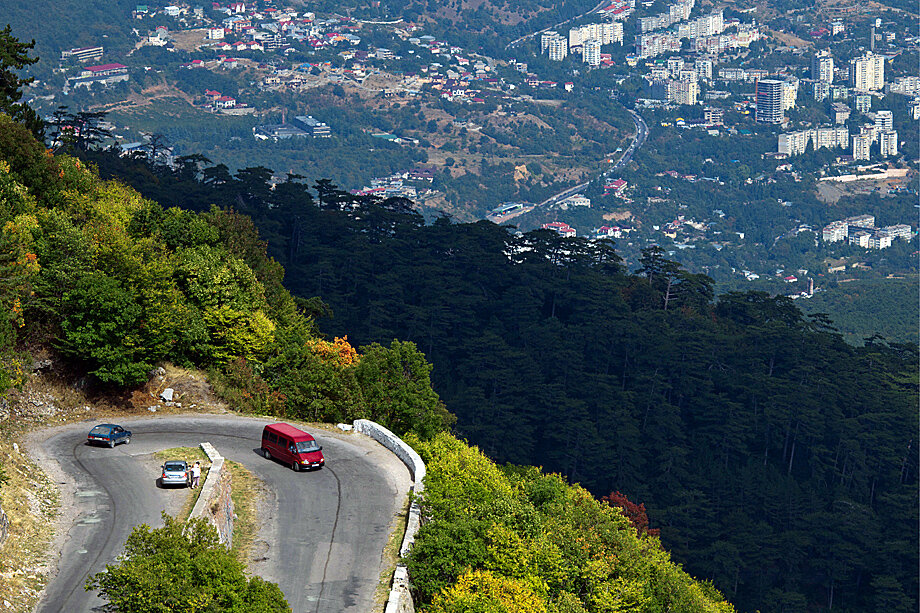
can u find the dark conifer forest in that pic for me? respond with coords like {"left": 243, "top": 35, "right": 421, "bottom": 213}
{"left": 82, "top": 151, "right": 919, "bottom": 613}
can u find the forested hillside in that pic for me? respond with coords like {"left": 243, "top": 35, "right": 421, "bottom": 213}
{"left": 0, "top": 114, "right": 452, "bottom": 439}
{"left": 78, "top": 149, "right": 920, "bottom": 613}
{"left": 0, "top": 114, "right": 741, "bottom": 613}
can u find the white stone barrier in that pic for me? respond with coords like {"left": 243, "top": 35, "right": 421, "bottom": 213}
{"left": 189, "top": 442, "right": 233, "bottom": 546}
{"left": 352, "top": 420, "right": 424, "bottom": 613}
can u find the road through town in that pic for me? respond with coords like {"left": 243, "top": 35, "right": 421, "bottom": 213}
{"left": 30, "top": 414, "right": 412, "bottom": 613}
{"left": 537, "top": 107, "right": 647, "bottom": 208}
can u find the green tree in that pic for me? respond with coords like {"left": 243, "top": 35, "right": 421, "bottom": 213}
{"left": 86, "top": 514, "right": 290, "bottom": 613}
{"left": 0, "top": 25, "right": 42, "bottom": 138}
{"left": 355, "top": 340, "right": 455, "bottom": 438}
{"left": 59, "top": 272, "right": 152, "bottom": 385}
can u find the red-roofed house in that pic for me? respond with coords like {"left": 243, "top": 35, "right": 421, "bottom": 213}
{"left": 214, "top": 96, "right": 237, "bottom": 109}
{"left": 542, "top": 222, "right": 576, "bottom": 238}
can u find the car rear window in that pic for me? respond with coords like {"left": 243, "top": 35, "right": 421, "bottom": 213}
{"left": 90, "top": 426, "right": 110, "bottom": 435}
{"left": 164, "top": 462, "right": 186, "bottom": 471}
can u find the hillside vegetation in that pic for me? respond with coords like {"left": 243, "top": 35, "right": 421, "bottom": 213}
{"left": 406, "top": 432, "right": 735, "bottom": 612}
{"left": 78, "top": 148, "right": 919, "bottom": 613}
{"left": 0, "top": 112, "right": 739, "bottom": 613}
{"left": 0, "top": 114, "right": 451, "bottom": 439}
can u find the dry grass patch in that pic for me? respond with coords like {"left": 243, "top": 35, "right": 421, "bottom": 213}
{"left": 373, "top": 494, "right": 411, "bottom": 609}
{"left": 0, "top": 437, "right": 60, "bottom": 613}
{"left": 225, "top": 459, "right": 262, "bottom": 564}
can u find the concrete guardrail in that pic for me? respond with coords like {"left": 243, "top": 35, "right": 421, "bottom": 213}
{"left": 352, "top": 420, "right": 425, "bottom": 613}
{"left": 189, "top": 442, "right": 233, "bottom": 546}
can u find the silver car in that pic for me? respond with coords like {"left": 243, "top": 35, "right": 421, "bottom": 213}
{"left": 159, "top": 460, "right": 191, "bottom": 488}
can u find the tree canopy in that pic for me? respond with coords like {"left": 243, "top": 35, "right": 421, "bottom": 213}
{"left": 86, "top": 514, "right": 290, "bottom": 613}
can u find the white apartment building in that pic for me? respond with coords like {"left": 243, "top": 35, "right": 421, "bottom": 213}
{"left": 852, "top": 133, "right": 871, "bottom": 160}
{"left": 887, "top": 76, "right": 920, "bottom": 96}
{"left": 778, "top": 131, "right": 810, "bottom": 156}
{"left": 561, "top": 194, "right": 591, "bottom": 207}
{"left": 868, "top": 233, "right": 892, "bottom": 249}
{"left": 849, "top": 230, "right": 871, "bottom": 247}
{"left": 880, "top": 130, "right": 898, "bottom": 157}
{"left": 822, "top": 221, "right": 848, "bottom": 243}
{"left": 704, "top": 107, "right": 723, "bottom": 125}
{"left": 846, "top": 214, "right": 875, "bottom": 228}
{"left": 583, "top": 39, "right": 602, "bottom": 66}
{"left": 854, "top": 94, "right": 872, "bottom": 113}
{"left": 778, "top": 126, "right": 849, "bottom": 156}
{"left": 814, "top": 81, "right": 831, "bottom": 101}
{"left": 541, "top": 31, "right": 560, "bottom": 53}
{"left": 669, "top": 80, "right": 699, "bottom": 105}
{"left": 676, "top": 11, "right": 725, "bottom": 40}
{"left": 781, "top": 79, "right": 799, "bottom": 111}
{"left": 694, "top": 58, "right": 713, "bottom": 80}
{"left": 874, "top": 110, "right": 893, "bottom": 131}
{"left": 849, "top": 53, "right": 885, "bottom": 91}
{"left": 570, "top": 22, "right": 623, "bottom": 49}
{"left": 811, "top": 51, "right": 834, "bottom": 83}
{"left": 543, "top": 33, "right": 568, "bottom": 61}
{"left": 883, "top": 224, "right": 912, "bottom": 240}
{"left": 667, "top": 56, "right": 683, "bottom": 77}
{"left": 815, "top": 125, "right": 850, "bottom": 149}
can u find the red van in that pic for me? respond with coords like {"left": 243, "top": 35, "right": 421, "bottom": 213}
{"left": 260, "top": 423, "right": 325, "bottom": 471}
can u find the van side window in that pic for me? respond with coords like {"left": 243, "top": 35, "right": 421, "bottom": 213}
{"left": 269, "top": 433, "right": 278, "bottom": 443}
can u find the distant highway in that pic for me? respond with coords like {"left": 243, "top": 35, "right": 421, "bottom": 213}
{"left": 537, "top": 107, "right": 647, "bottom": 208}
{"left": 505, "top": 0, "right": 611, "bottom": 50}
{"left": 32, "top": 416, "right": 411, "bottom": 613}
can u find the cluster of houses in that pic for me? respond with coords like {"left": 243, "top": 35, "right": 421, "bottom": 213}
{"left": 202, "top": 88, "right": 249, "bottom": 112}
{"left": 350, "top": 167, "right": 439, "bottom": 200}
{"left": 821, "top": 214, "right": 912, "bottom": 249}
{"left": 540, "top": 221, "right": 636, "bottom": 240}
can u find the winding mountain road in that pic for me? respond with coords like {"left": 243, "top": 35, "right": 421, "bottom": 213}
{"left": 30, "top": 414, "right": 412, "bottom": 613}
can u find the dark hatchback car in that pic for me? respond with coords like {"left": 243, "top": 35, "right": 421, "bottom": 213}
{"left": 87, "top": 424, "right": 131, "bottom": 448}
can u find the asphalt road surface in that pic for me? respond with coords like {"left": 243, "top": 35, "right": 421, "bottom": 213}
{"left": 30, "top": 414, "right": 412, "bottom": 613}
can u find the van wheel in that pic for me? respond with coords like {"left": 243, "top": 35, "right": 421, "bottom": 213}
{"left": 291, "top": 461, "right": 299, "bottom": 472}
{"left": 263, "top": 448, "right": 271, "bottom": 460}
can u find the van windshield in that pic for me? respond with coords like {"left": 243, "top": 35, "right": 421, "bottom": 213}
{"left": 295, "top": 441, "right": 320, "bottom": 453}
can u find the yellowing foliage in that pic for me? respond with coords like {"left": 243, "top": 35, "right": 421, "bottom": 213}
{"left": 429, "top": 569, "right": 548, "bottom": 613}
